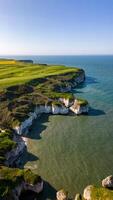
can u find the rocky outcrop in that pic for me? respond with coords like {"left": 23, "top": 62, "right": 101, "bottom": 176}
{"left": 14, "top": 104, "right": 69, "bottom": 135}
{"left": 74, "top": 72, "right": 85, "bottom": 84}
{"left": 52, "top": 104, "right": 69, "bottom": 114}
{"left": 83, "top": 185, "right": 93, "bottom": 200}
{"left": 56, "top": 189, "right": 68, "bottom": 200}
{"left": 56, "top": 180, "right": 113, "bottom": 200}
{"left": 83, "top": 184, "right": 113, "bottom": 200}
{"left": 14, "top": 98, "right": 88, "bottom": 135}
{"left": 70, "top": 99, "right": 89, "bottom": 114}
{"left": 102, "top": 175, "right": 113, "bottom": 188}
{"left": 0, "top": 166, "right": 43, "bottom": 200}
{"left": 60, "top": 85, "right": 72, "bottom": 92}
{"left": 5, "top": 133, "right": 26, "bottom": 167}
{"left": 60, "top": 70, "right": 85, "bottom": 93}
{"left": 70, "top": 104, "right": 89, "bottom": 115}
{"left": 14, "top": 111, "right": 37, "bottom": 135}
{"left": 13, "top": 179, "right": 43, "bottom": 200}
{"left": 59, "top": 97, "right": 74, "bottom": 107}
{"left": 74, "top": 193, "right": 82, "bottom": 200}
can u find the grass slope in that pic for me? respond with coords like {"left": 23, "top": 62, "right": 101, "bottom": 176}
{"left": 0, "top": 60, "right": 80, "bottom": 89}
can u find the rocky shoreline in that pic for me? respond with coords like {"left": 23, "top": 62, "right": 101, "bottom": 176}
{"left": 14, "top": 97, "right": 88, "bottom": 136}
{"left": 57, "top": 175, "right": 113, "bottom": 200}
{"left": 5, "top": 133, "right": 26, "bottom": 167}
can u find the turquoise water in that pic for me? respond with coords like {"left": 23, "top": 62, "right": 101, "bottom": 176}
{"left": 1, "top": 55, "right": 113, "bottom": 198}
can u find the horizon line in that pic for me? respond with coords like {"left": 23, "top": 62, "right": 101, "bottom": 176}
{"left": 0, "top": 54, "right": 113, "bottom": 56}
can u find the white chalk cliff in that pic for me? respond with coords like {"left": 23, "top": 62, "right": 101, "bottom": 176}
{"left": 14, "top": 72, "right": 88, "bottom": 135}
{"left": 14, "top": 98, "right": 88, "bottom": 135}
{"left": 69, "top": 99, "right": 89, "bottom": 114}
{"left": 5, "top": 133, "right": 26, "bottom": 167}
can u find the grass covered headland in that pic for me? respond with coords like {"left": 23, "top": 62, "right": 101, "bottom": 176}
{"left": 0, "top": 59, "right": 80, "bottom": 89}
{"left": 0, "top": 59, "right": 87, "bottom": 128}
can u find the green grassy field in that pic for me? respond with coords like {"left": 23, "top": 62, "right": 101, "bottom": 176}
{"left": 0, "top": 60, "right": 80, "bottom": 89}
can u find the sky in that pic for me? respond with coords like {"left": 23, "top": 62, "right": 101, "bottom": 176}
{"left": 0, "top": 0, "right": 113, "bottom": 55}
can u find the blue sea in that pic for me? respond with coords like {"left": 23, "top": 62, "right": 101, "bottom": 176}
{"left": 1, "top": 55, "right": 113, "bottom": 198}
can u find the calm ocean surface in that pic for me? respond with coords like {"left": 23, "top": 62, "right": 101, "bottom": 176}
{"left": 1, "top": 55, "right": 113, "bottom": 198}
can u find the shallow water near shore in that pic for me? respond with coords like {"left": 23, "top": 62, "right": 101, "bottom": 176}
{"left": 1, "top": 55, "right": 113, "bottom": 198}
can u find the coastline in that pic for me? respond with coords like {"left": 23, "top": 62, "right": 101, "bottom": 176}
{"left": 0, "top": 60, "right": 89, "bottom": 199}
{"left": 0, "top": 58, "right": 112, "bottom": 200}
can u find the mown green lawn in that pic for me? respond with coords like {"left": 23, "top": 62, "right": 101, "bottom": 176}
{"left": 0, "top": 61, "right": 79, "bottom": 89}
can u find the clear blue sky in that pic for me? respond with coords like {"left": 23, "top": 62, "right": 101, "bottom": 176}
{"left": 0, "top": 0, "right": 113, "bottom": 55}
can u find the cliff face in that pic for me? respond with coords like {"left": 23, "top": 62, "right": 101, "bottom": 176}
{"left": 0, "top": 166, "right": 43, "bottom": 200}
{"left": 60, "top": 70, "right": 85, "bottom": 92}
{"left": 5, "top": 133, "right": 26, "bottom": 167}
{"left": 14, "top": 104, "right": 69, "bottom": 135}
{"left": 13, "top": 67, "right": 88, "bottom": 135}
{"left": 59, "top": 98, "right": 74, "bottom": 107}
{"left": 14, "top": 97, "right": 89, "bottom": 135}
{"left": 69, "top": 99, "right": 89, "bottom": 114}
{"left": 74, "top": 72, "right": 85, "bottom": 84}
{"left": 52, "top": 104, "right": 69, "bottom": 114}
{"left": 12, "top": 179, "right": 43, "bottom": 200}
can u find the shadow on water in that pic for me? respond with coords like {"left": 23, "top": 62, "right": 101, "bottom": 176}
{"left": 24, "top": 113, "right": 75, "bottom": 140}
{"left": 38, "top": 181, "right": 57, "bottom": 200}
{"left": 19, "top": 181, "right": 57, "bottom": 200}
{"left": 89, "top": 107, "right": 106, "bottom": 116}
{"left": 73, "top": 76, "right": 98, "bottom": 94}
{"left": 19, "top": 148, "right": 39, "bottom": 168}
{"left": 85, "top": 76, "right": 98, "bottom": 85}
{"left": 25, "top": 114, "right": 50, "bottom": 140}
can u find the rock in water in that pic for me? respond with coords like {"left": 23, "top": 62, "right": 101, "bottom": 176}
{"left": 56, "top": 189, "right": 68, "bottom": 200}
{"left": 74, "top": 193, "right": 82, "bottom": 200}
{"left": 83, "top": 185, "right": 93, "bottom": 200}
{"left": 102, "top": 175, "right": 113, "bottom": 188}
